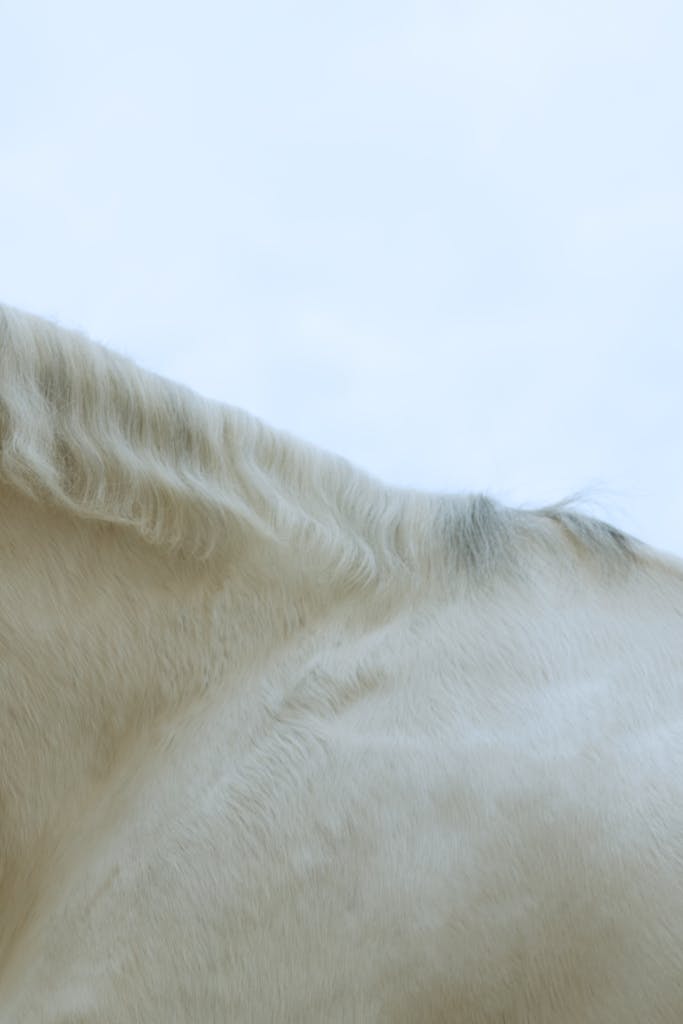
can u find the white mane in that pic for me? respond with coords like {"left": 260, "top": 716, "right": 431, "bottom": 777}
{"left": 0, "top": 305, "right": 638, "bottom": 580}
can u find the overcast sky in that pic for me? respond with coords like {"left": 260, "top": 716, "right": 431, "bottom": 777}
{"left": 2, "top": 0, "right": 681, "bottom": 554}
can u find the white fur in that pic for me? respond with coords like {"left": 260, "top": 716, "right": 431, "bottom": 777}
{"left": 0, "top": 306, "right": 682, "bottom": 1022}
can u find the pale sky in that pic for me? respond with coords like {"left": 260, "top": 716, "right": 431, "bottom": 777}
{"left": 2, "top": 0, "right": 682, "bottom": 554}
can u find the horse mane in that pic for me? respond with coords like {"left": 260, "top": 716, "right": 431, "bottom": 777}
{"left": 0, "top": 304, "right": 639, "bottom": 584}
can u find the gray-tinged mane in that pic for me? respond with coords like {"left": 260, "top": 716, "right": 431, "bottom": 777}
{"left": 0, "top": 305, "right": 638, "bottom": 585}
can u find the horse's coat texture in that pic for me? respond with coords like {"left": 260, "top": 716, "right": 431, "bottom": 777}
{"left": 0, "top": 306, "right": 682, "bottom": 1023}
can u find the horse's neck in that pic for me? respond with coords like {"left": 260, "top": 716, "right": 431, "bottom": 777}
{"left": 0, "top": 487, "right": 321, "bottom": 955}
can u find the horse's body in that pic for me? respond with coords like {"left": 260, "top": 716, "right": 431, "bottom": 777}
{"left": 0, "top": 307, "right": 682, "bottom": 1023}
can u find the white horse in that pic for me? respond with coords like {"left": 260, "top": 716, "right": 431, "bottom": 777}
{"left": 0, "top": 305, "right": 681, "bottom": 1023}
